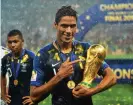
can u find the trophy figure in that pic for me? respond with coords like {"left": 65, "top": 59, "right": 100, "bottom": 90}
{"left": 80, "top": 44, "right": 106, "bottom": 88}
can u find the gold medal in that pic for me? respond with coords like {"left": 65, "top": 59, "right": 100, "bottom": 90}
{"left": 14, "top": 80, "right": 18, "bottom": 86}
{"left": 67, "top": 80, "right": 75, "bottom": 89}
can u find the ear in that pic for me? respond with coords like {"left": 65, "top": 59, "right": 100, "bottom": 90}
{"left": 53, "top": 22, "right": 57, "bottom": 29}
{"left": 22, "top": 38, "right": 24, "bottom": 43}
{"left": 22, "top": 39, "right": 24, "bottom": 46}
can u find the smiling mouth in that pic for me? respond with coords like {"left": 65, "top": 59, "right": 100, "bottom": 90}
{"left": 65, "top": 37, "right": 71, "bottom": 40}
{"left": 65, "top": 35, "right": 72, "bottom": 38}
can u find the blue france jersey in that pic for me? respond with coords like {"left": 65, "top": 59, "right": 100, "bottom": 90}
{"left": 31, "top": 40, "right": 109, "bottom": 105}
{"left": 1, "top": 49, "right": 35, "bottom": 105}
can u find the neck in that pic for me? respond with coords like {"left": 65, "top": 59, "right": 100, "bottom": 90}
{"left": 12, "top": 49, "right": 23, "bottom": 59}
{"left": 56, "top": 41, "right": 72, "bottom": 53}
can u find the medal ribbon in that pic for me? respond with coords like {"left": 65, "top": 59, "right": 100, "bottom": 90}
{"left": 11, "top": 49, "right": 25, "bottom": 80}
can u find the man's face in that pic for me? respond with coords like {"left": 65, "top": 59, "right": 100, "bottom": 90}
{"left": 7, "top": 35, "right": 23, "bottom": 54}
{"left": 55, "top": 16, "right": 77, "bottom": 43}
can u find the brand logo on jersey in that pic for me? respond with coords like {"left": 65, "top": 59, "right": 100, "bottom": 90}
{"left": 52, "top": 62, "right": 60, "bottom": 67}
{"left": 52, "top": 62, "right": 60, "bottom": 75}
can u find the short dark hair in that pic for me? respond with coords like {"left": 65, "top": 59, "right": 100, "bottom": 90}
{"left": 55, "top": 5, "right": 77, "bottom": 24}
{"left": 7, "top": 29, "right": 24, "bottom": 40}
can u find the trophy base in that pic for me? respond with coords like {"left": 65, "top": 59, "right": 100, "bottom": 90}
{"left": 79, "top": 81, "right": 92, "bottom": 88}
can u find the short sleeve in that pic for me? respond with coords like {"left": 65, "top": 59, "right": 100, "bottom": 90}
{"left": 30, "top": 52, "right": 46, "bottom": 86}
{"left": 98, "top": 61, "right": 109, "bottom": 76}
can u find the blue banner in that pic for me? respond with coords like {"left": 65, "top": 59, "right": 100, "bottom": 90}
{"left": 95, "top": 59, "right": 133, "bottom": 84}
{"left": 75, "top": 0, "right": 133, "bottom": 40}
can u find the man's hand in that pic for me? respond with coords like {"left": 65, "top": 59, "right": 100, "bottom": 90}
{"left": 57, "top": 57, "right": 80, "bottom": 79}
{"left": 72, "top": 85, "right": 96, "bottom": 98}
{"left": 22, "top": 96, "right": 34, "bottom": 105}
{"left": 2, "top": 94, "right": 11, "bottom": 104}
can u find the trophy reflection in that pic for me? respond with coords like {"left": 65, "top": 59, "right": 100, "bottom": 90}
{"left": 80, "top": 44, "right": 106, "bottom": 88}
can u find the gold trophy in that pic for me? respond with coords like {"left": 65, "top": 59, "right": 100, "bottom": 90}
{"left": 80, "top": 44, "right": 106, "bottom": 88}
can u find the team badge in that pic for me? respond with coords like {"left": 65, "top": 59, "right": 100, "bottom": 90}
{"left": 21, "top": 54, "right": 29, "bottom": 63}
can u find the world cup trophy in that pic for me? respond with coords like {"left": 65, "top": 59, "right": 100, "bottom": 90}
{"left": 80, "top": 44, "right": 106, "bottom": 88}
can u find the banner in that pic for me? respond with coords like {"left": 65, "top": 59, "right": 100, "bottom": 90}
{"left": 95, "top": 59, "right": 133, "bottom": 84}
{"left": 75, "top": 0, "right": 133, "bottom": 40}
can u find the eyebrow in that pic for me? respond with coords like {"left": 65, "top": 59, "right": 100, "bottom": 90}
{"left": 61, "top": 24, "right": 76, "bottom": 27}
{"left": 8, "top": 40, "right": 18, "bottom": 43}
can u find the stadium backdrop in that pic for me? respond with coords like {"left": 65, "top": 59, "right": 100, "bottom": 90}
{"left": 75, "top": 0, "right": 133, "bottom": 84}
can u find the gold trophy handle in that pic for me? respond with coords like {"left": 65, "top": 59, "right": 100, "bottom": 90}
{"left": 80, "top": 44, "right": 106, "bottom": 88}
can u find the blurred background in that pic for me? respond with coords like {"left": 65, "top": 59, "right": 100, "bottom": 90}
{"left": 1, "top": 0, "right": 133, "bottom": 105}
{"left": 2, "top": 0, "right": 133, "bottom": 58}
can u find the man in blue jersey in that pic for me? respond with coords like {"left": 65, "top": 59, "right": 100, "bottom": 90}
{"left": 1, "top": 29, "right": 35, "bottom": 105}
{"left": 30, "top": 6, "right": 116, "bottom": 105}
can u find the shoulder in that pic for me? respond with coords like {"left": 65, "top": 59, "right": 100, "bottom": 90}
{"left": 25, "top": 49, "right": 35, "bottom": 59}
{"left": 34, "top": 43, "right": 54, "bottom": 60}
{"left": 38, "top": 43, "right": 54, "bottom": 55}
{"left": 73, "top": 40, "right": 91, "bottom": 49}
{"left": 2, "top": 53, "right": 11, "bottom": 61}
{"left": 34, "top": 43, "right": 54, "bottom": 63}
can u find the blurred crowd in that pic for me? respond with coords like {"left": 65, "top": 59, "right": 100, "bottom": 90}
{"left": 84, "top": 24, "right": 133, "bottom": 55}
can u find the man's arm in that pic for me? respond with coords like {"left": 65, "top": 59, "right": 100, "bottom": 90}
{"left": 1, "top": 76, "right": 7, "bottom": 98}
{"left": 1, "top": 75, "right": 11, "bottom": 104}
{"left": 93, "top": 67, "right": 117, "bottom": 93}
{"left": 30, "top": 73, "right": 63, "bottom": 102}
{"left": 30, "top": 58, "right": 80, "bottom": 102}
{"left": 72, "top": 67, "right": 117, "bottom": 97}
